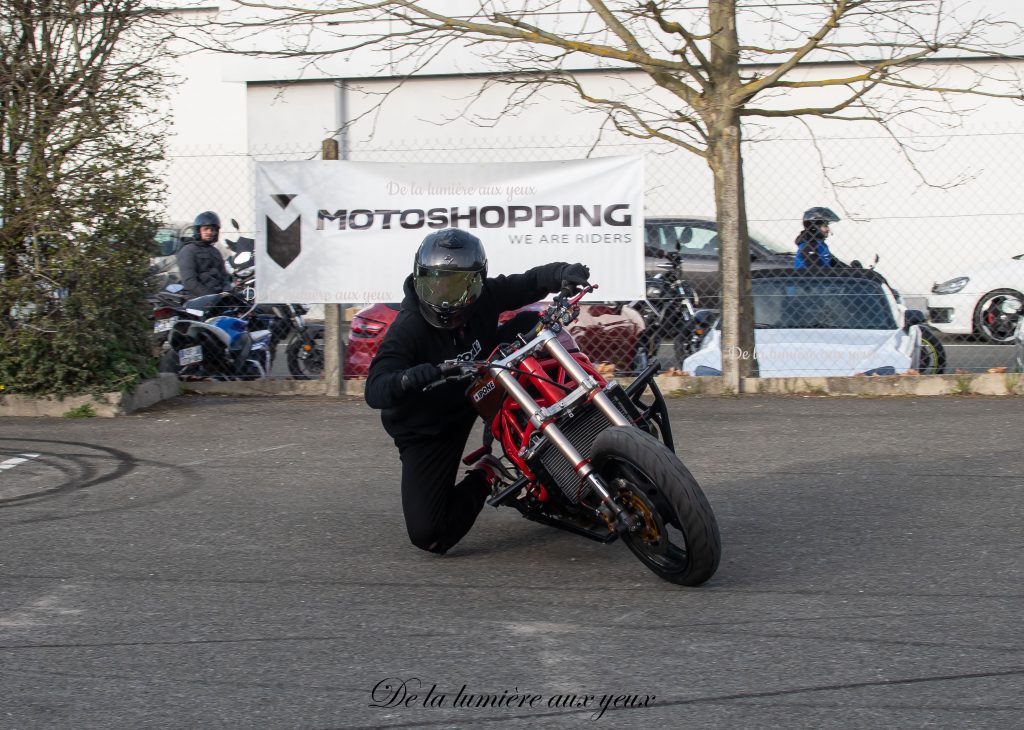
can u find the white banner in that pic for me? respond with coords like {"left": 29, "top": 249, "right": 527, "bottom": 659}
{"left": 254, "top": 157, "right": 644, "bottom": 303}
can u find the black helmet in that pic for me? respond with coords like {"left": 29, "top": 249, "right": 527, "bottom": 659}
{"left": 413, "top": 228, "right": 487, "bottom": 330}
{"left": 802, "top": 207, "right": 840, "bottom": 226}
{"left": 193, "top": 211, "right": 221, "bottom": 241}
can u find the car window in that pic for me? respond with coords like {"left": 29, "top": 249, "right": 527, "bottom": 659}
{"left": 749, "top": 226, "right": 794, "bottom": 255}
{"left": 752, "top": 277, "right": 897, "bottom": 330}
{"left": 645, "top": 222, "right": 718, "bottom": 257}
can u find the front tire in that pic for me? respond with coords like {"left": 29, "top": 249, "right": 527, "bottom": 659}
{"left": 286, "top": 325, "right": 325, "bottom": 379}
{"left": 918, "top": 326, "right": 947, "bottom": 374}
{"left": 974, "top": 289, "right": 1023, "bottom": 344}
{"left": 592, "top": 427, "right": 720, "bottom": 586}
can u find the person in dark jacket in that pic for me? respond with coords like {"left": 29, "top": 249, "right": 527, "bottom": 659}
{"left": 794, "top": 206, "right": 841, "bottom": 272}
{"left": 176, "top": 210, "right": 230, "bottom": 296}
{"left": 364, "top": 228, "right": 590, "bottom": 555}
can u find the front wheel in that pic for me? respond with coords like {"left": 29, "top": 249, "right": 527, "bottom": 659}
{"left": 918, "top": 326, "right": 947, "bottom": 375}
{"left": 286, "top": 325, "right": 325, "bottom": 379}
{"left": 592, "top": 427, "right": 721, "bottom": 586}
{"left": 974, "top": 289, "right": 1023, "bottom": 344}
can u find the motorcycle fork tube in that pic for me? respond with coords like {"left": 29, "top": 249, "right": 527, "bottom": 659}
{"left": 493, "top": 344, "right": 633, "bottom": 531}
{"left": 542, "top": 337, "right": 631, "bottom": 428}
{"left": 540, "top": 337, "right": 639, "bottom": 532}
{"left": 491, "top": 368, "right": 600, "bottom": 490}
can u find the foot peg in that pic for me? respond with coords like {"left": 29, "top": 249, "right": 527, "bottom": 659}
{"left": 487, "top": 476, "right": 528, "bottom": 507}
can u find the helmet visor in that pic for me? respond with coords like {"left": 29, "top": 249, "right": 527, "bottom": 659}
{"left": 415, "top": 269, "right": 483, "bottom": 309}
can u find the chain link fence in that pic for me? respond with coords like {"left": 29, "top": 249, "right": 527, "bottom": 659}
{"left": 158, "top": 126, "right": 1024, "bottom": 379}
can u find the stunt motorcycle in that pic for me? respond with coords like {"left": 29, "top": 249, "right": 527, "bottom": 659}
{"left": 431, "top": 281, "right": 721, "bottom": 586}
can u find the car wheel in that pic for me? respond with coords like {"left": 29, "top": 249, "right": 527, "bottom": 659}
{"left": 918, "top": 326, "right": 947, "bottom": 375}
{"left": 973, "top": 289, "right": 1023, "bottom": 344}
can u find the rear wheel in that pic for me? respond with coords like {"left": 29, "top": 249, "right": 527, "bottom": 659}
{"left": 592, "top": 427, "right": 720, "bottom": 586}
{"left": 286, "top": 325, "right": 325, "bottom": 379}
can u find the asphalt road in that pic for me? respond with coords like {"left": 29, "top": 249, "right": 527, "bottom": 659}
{"left": 1, "top": 394, "right": 1021, "bottom": 729}
{"left": 938, "top": 337, "right": 1017, "bottom": 373}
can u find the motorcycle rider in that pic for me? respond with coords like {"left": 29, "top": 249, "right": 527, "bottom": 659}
{"left": 177, "top": 210, "right": 230, "bottom": 296}
{"left": 794, "top": 207, "right": 841, "bottom": 272}
{"left": 364, "top": 228, "right": 590, "bottom": 555}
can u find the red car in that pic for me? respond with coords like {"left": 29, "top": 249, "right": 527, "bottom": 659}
{"left": 344, "top": 300, "right": 646, "bottom": 379}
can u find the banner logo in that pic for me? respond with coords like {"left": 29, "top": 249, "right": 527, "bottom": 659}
{"left": 267, "top": 193, "right": 301, "bottom": 269}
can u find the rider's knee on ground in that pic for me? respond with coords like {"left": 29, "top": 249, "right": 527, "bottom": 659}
{"left": 407, "top": 525, "right": 449, "bottom": 554}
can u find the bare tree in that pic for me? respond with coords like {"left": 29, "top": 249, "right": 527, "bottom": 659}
{"left": 214, "top": 0, "right": 1022, "bottom": 390}
{"left": 0, "top": 0, "right": 172, "bottom": 395}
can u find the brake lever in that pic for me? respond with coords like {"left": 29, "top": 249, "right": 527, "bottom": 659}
{"left": 422, "top": 361, "right": 476, "bottom": 392}
{"left": 423, "top": 378, "right": 447, "bottom": 392}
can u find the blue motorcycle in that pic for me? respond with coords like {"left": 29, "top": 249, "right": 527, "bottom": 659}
{"left": 165, "top": 306, "right": 273, "bottom": 381}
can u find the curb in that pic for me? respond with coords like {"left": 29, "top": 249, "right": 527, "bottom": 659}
{"left": 0, "top": 374, "right": 182, "bottom": 418}
{"left": 5, "top": 371, "right": 1019, "bottom": 417}
{"left": 186, "top": 371, "right": 1024, "bottom": 398}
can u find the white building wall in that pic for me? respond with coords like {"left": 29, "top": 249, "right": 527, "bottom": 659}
{"left": 240, "top": 65, "right": 1024, "bottom": 298}
{"left": 161, "top": 7, "right": 249, "bottom": 227}
{"left": 247, "top": 82, "right": 340, "bottom": 152}
{"left": 159, "top": 1, "right": 1024, "bottom": 300}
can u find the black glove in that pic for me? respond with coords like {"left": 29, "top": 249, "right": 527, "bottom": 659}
{"left": 400, "top": 363, "right": 443, "bottom": 394}
{"left": 559, "top": 263, "right": 590, "bottom": 287}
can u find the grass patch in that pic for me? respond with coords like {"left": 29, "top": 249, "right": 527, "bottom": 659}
{"left": 62, "top": 403, "right": 97, "bottom": 418}
{"left": 951, "top": 375, "right": 972, "bottom": 395}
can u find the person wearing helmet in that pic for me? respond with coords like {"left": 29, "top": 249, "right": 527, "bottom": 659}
{"left": 794, "top": 207, "right": 841, "bottom": 272}
{"left": 176, "top": 210, "right": 230, "bottom": 296}
{"left": 365, "top": 228, "right": 590, "bottom": 555}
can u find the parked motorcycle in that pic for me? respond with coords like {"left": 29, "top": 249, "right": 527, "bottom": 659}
{"left": 429, "top": 281, "right": 721, "bottom": 586}
{"left": 166, "top": 309, "right": 273, "bottom": 380}
{"left": 226, "top": 227, "right": 326, "bottom": 380}
{"left": 630, "top": 250, "right": 700, "bottom": 368}
{"left": 149, "top": 281, "right": 197, "bottom": 362}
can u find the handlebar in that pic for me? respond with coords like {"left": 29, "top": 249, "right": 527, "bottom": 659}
{"left": 420, "top": 280, "right": 597, "bottom": 393}
{"left": 562, "top": 281, "right": 597, "bottom": 305}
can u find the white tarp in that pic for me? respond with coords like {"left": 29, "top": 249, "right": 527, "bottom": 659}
{"left": 254, "top": 157, "right": 644, "bottom": 304}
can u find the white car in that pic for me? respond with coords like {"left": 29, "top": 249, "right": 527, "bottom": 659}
{"left": 927, "top": 254, "right": 1024, "bottom": 343}
{"left": 682, "top": 269, "right": 945, "bottom": 377}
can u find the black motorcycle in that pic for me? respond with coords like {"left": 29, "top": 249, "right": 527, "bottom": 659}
{"left": 629, "top": 250, "right": 700, "bottom": 368}
{"left": 225, "top": 224, "right": 326, "bottom": 380}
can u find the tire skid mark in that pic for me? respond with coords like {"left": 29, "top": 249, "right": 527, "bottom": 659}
{"left": 0, "top": 438, "right": 203, "bottom": 520}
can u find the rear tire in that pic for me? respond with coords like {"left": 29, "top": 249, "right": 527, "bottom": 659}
{"left": 592, "top": 427, "right": 720, "bottom": 586}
